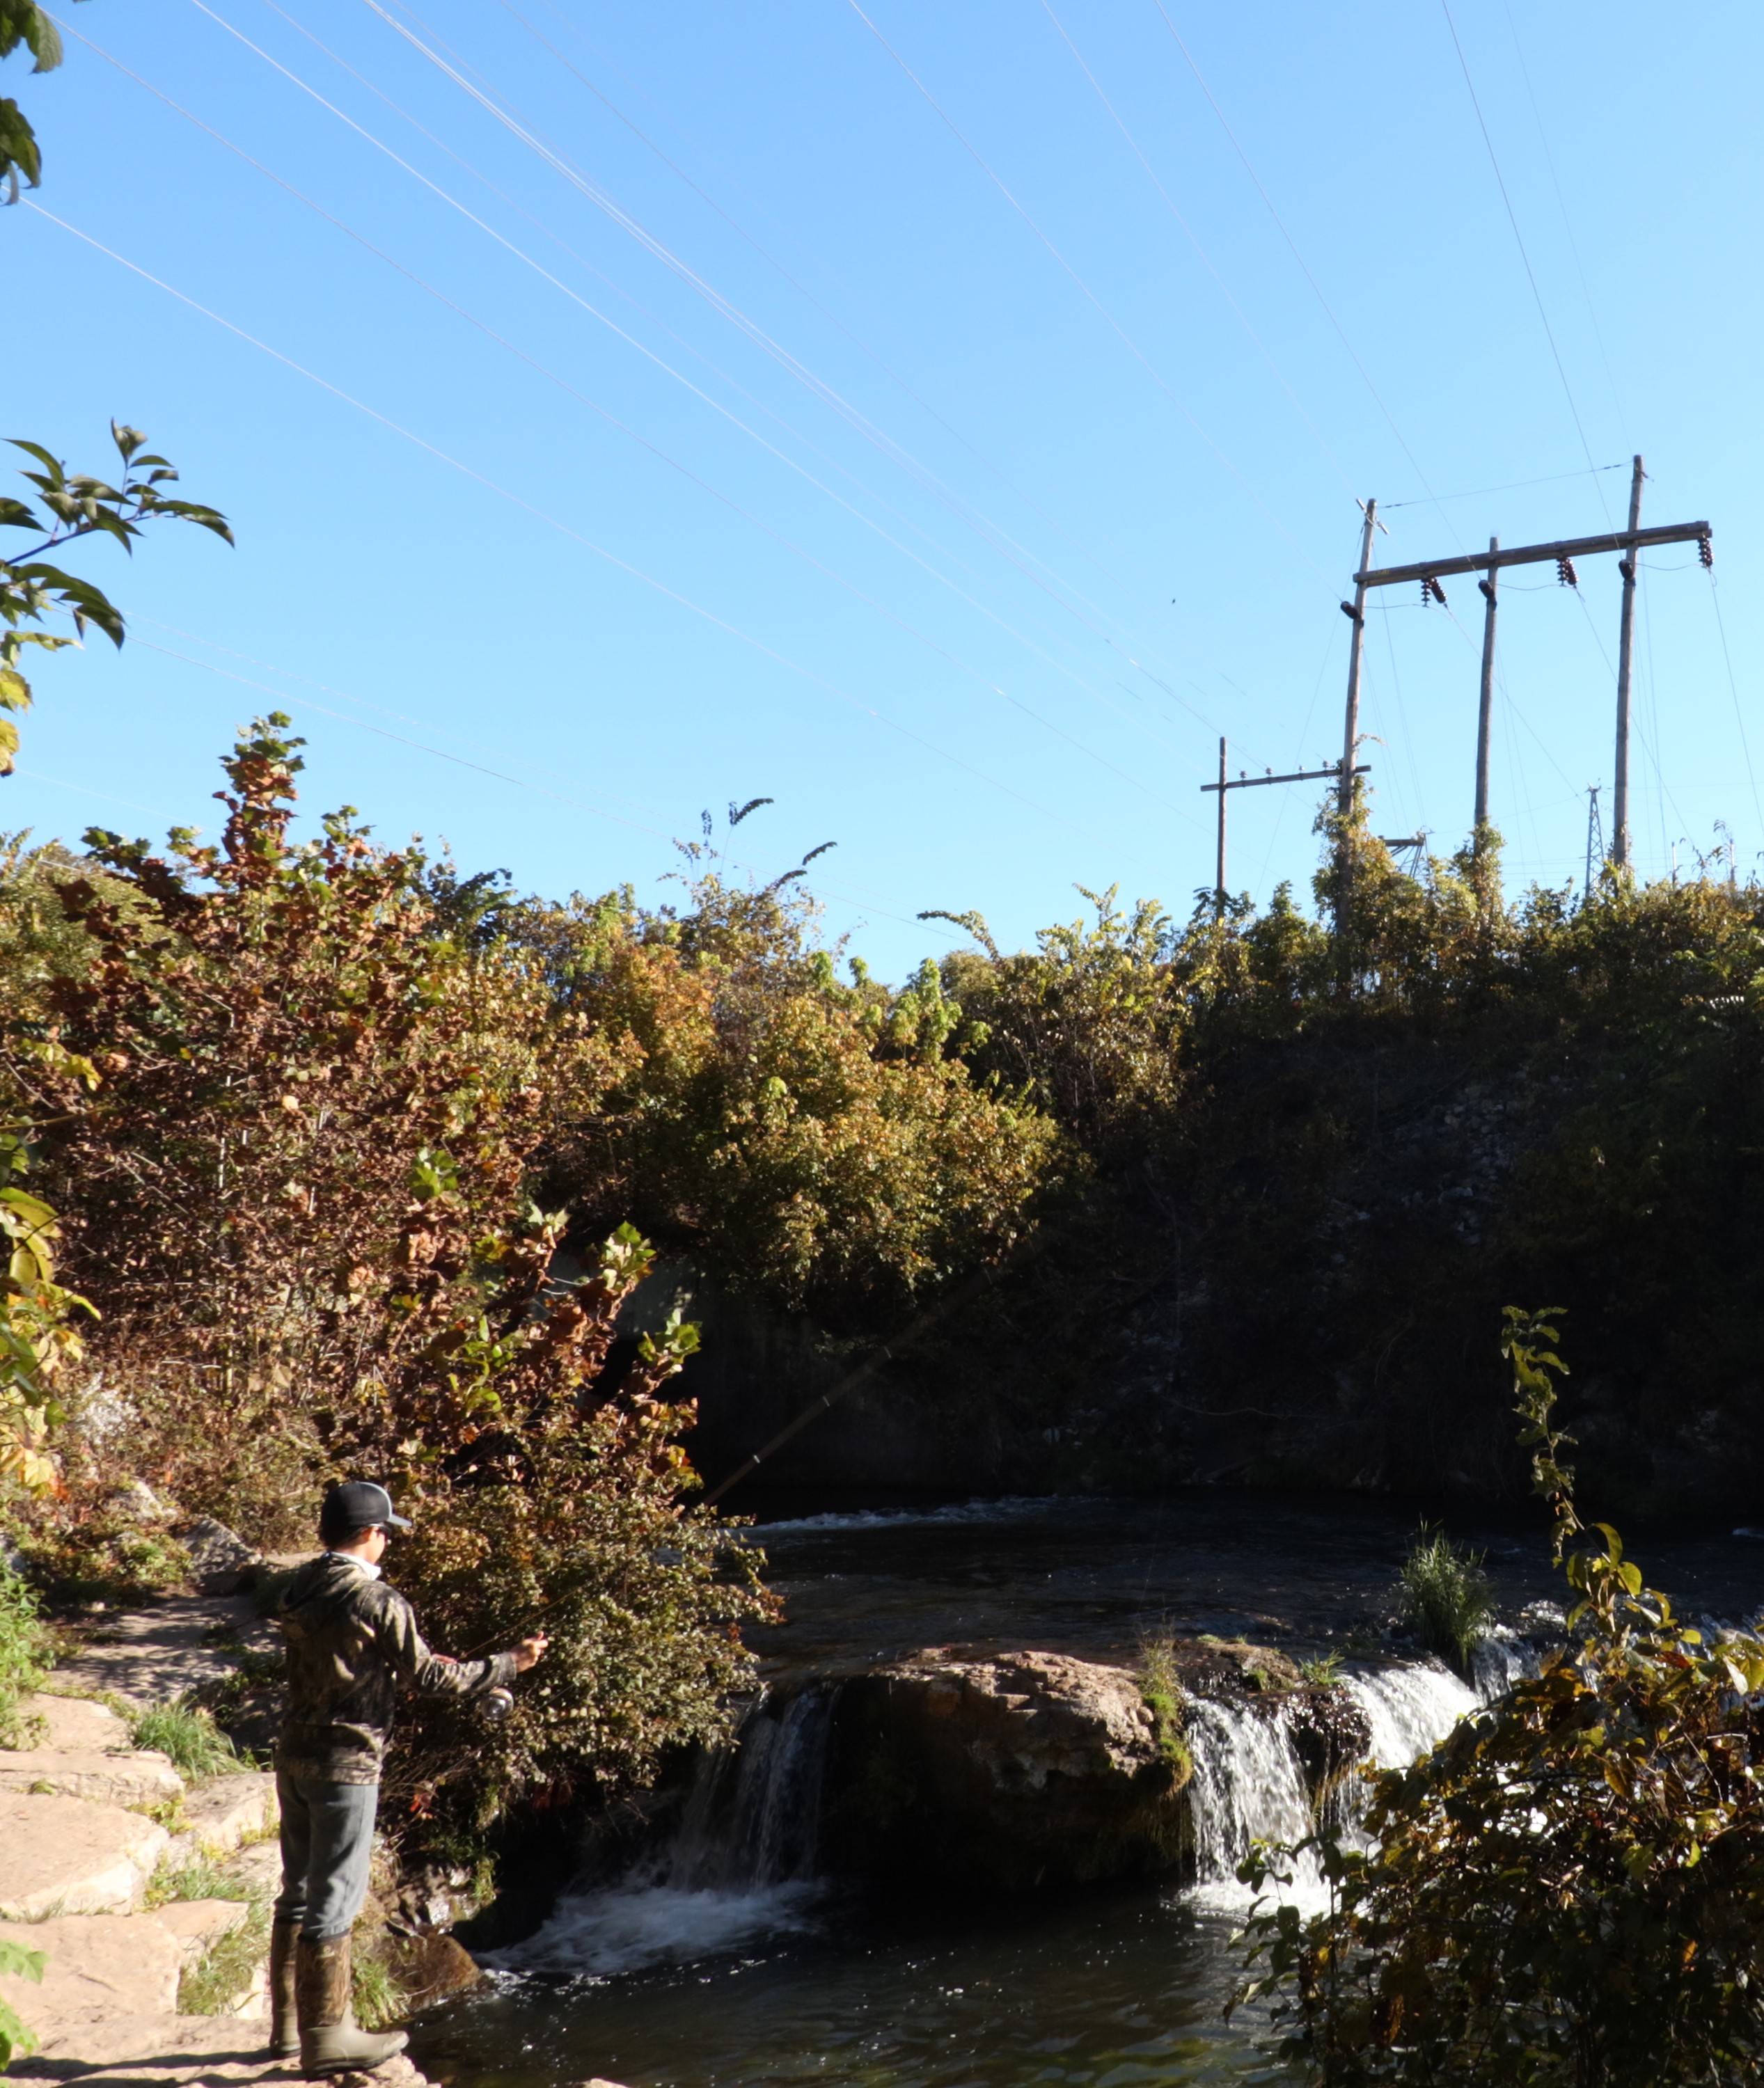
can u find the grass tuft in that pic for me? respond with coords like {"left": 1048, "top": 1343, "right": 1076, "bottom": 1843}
{"left": 127, "top": 1696, "right": 241, "bottom": 1781}
{"left": 1400, "top": 1521, "right": 1495, "bottom": 1676}
{"left": 1137, "top": 1631, "right": 1193, "bottom": 1781}
{"left": 1299, "top": 1651, "right": 1345, "bottom": 1686}
{"left": 178, "top": 1902, "right": 269, "bottom": 2016}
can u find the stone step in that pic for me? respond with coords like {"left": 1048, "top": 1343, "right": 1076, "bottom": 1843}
{"left": 0, "top": 1913, "right": 184, "bottom": 2025}
{"left": 179, "top": 1774, "right": 277, "bottom": 1857}
{"left": 18, "top": 1698, "right": 133, "bottom": 1754}
{"left": 0, "top": 1794, "right": 170, "bottom": 1919}
{"left": 0, "top": 1750, "right": 184, "bottom": 1810}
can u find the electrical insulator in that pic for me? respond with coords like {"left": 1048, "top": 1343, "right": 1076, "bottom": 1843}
{"left": 1557, "top": 557, "right": 1578, "bottom": 588}
{"left": 1700, "top": 535, "right": 1715, "bottom": 570}
{"left": 1478, "top": 578, "right": 1495, "bottom": 603}
{"left": 1422, "top": 576, "right": 1447, "bottom": 606}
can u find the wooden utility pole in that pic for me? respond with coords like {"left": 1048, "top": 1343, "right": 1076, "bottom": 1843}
{"left": 1202, "top": 753, "right": 1370, "bottom": 917}
{"left": 1612, "top": 455, "right": 1645, "bottom": 869}
{"left": 1354, "top": 493, "right": 1709, "bottom": 858}
{"left": 1340, "top": 501, "right": 1378, "bottom": 825}
{"left": 1213, "top": 737, "right": 1227, "bottom": 921}
{"left": 1474, "top": 535, "right": 1498, "bottom": 848}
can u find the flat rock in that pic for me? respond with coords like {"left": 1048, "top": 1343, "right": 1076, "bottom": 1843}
{"left": 19, "top": 1700, "right": 134, "bottom": 1753}
{"left": 0, "top": 1750, "right": 184, "bottom": 1810}
{"left": 0, "top": 1794, "right": 170, "bottom": 1918}
{"left": 0, "top": 1913, "right": 184, "bottom": 2023}
{"left": 53, "top": 1600, "right": 276, "bottom": 1713}
{"left": 180, "top": 1778, "right": 276, "bottom": 1858}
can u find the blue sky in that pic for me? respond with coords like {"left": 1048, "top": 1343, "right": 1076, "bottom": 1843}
{"left": 5, "top": 0, "right": 1757, "bottom": 975}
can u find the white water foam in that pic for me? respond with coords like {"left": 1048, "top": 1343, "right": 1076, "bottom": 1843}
{"left": 1343, "top": 1661, "right": 1479, "bottom": 1767}
{"left": 491, "top": 1687, "right": 835, "bottom": 1979}
{"left": 1185, "top": 1660, "right": 1485, "bottom": 1916}
{"left": 493, "top": 1880, "right": 822, "bottom": 1979}
{"left": 757, "top": 1495, "right": 1053, "bottom": 1535}
{"left": 1185, "top": 1698, "right": 1325, "bottom": 1912}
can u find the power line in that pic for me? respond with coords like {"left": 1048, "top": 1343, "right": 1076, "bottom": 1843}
{"left": 1386, "top": 464, "right": 1628, "bottom": 508}
{"left": 226, "top": 0, "right": 1242, "bottom": 756}
{"left": 1436, "top": 1, "right": 1607, "bottom": 507}
{"left": 1500, "top": 2, "right": 1628, "bottom": 437}
{"left": 842, "top": 0, "right": 1327, "bottom": 577}
{"left": 1708, "top": 573, "right": 1764, "bottom": 841}
{"left": 1151, "top": 1, "right": 1460, "bottom": 546}
{"left": 25, "top": 198, "right": 1174, "bottom": 876}
{"left": 160, "top": 4, "right": 1218, "bottom": 786}
{"left": 1035, "top": 0, "right": 1355, "bottom": 498}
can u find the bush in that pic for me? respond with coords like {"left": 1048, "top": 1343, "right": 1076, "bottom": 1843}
{"left": 1235, "top": 1308, "right": 1764, "bottom": 2087}
{"left": 0, "top": 1559, "right": 51, "bottom": 1748}
{"left": 1398, "top": 1523, "right": 1493, "bottom": 1676}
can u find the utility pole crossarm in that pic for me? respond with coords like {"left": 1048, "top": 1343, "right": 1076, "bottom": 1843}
{"left": 1356, "top": 519, "right": 1710, "bottom": 590}
{"left": 1201, "top": 762, "right": 1368, "bottom": 793}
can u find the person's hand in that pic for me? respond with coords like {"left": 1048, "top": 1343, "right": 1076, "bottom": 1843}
{"left": 512, "top": 1634, "right": 549, "bottom": 1672}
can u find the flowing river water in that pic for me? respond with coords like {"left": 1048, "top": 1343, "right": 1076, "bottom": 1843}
{"left": 411, "top": 1492, "right": 1764, "bottom": 2088}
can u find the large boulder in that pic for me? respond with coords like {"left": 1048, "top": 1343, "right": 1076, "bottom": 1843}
{"left": 826, "top": 1650, "right": 1190, "bottom": 1889}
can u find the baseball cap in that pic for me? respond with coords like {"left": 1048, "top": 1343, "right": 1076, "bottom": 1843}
{"left": 320, "top": 1479, "right": 413, "bottom": 1540}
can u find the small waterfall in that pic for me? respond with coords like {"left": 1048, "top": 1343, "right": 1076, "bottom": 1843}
{"left": 492, "top": 1687, "right": 833, "bottom": 1977}
{"left": 1185, "top": 1660, "right": 1484, "bottom": 1914}
{"left": 1343, "top": 1661, "right": 1479, "bottom": 1766}
{"left": 1186, "top": 1698, "right": 1324, "bottom": 1908}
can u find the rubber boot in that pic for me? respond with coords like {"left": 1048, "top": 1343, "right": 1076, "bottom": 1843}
{"left": 267, "top": 1919, "right": 299, "bottom": 2059}
{"left": 295, "top": 1932, "right": 407, "bottom": 2077}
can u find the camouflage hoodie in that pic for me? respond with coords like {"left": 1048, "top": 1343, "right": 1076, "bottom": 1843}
{"left": 274, "top": 1552, "right": 518, "bottom": 1784}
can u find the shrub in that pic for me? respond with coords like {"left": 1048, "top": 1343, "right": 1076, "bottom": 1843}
{"left": 1398, "top": 1522, "right": 1493, "bottom": 1676}
{"left": 1234, "top": 1308, "right": 1764, "bottom": 2087}
{"left": 0, "top": 1938, "right": 45, "bottom": 2071}
{"left": 0, "top": 1560, "right": 50, "bottom": 1748}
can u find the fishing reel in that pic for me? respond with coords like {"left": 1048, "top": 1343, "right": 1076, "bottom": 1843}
{"left": 482, "top": 1687, "right": 515, "bottom": 1723}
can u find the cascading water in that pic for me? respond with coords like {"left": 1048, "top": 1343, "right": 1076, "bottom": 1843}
{"left": 1343, "top": 1661, "right": 1479, "bottom": 1767}
{"left": 1184, "top": 1659, "right": 1486, "bottom": 1911}
{"left": 491, "top": 1688, "right": 834, "bottom": 1977}
{"left": 1184, "top": 1696, "right": 1323, "bottom": 1908}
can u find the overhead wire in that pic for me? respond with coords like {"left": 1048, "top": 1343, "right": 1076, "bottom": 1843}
{"left": 1385, "top": 463, "right": 1628, "bottom": 508}
{"left": 160, "top": 3, "right": 1223, "bottom": 780}
{"left": 364, "top": 0, "right": 1315, "bottom": 680}
{"left": 842, "top": 0, "right": 1328, "bottom": 578}
{"left": 1707, "top": 571, "right": 1763, "bottom": 841}
{"left": 23, "top": 197, "right": 1175, "bottom": 878}
{"left": 1034, "top": 0, "right": 1355, "bottom": 498}
{"left": 1436, "top": 1, "right": 1609, "bottom": 516}
{"left": 1151, "top": 2, "right": 1462, "bottom": 545}
{"left": 214, "top": 0, "right": 1248, "bottom": 754}
{"left": 1500, "top": 2, "right": 1628, "bottom": 434}
{"left": 517, "top": 0, "right": 1228, "bottom": 672}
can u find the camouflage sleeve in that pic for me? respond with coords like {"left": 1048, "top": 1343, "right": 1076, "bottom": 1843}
{"left": 375, "top": 1588, "right": 519, "bottom": 1698}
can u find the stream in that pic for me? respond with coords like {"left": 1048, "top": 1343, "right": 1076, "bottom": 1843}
{"left": 410, "top": 1491, "right": 1764, "bottom": 2088}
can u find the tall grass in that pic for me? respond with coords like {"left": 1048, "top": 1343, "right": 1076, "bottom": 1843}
{"left": 1400, "top": 1523, "right": 1494, "bottom": 1676}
